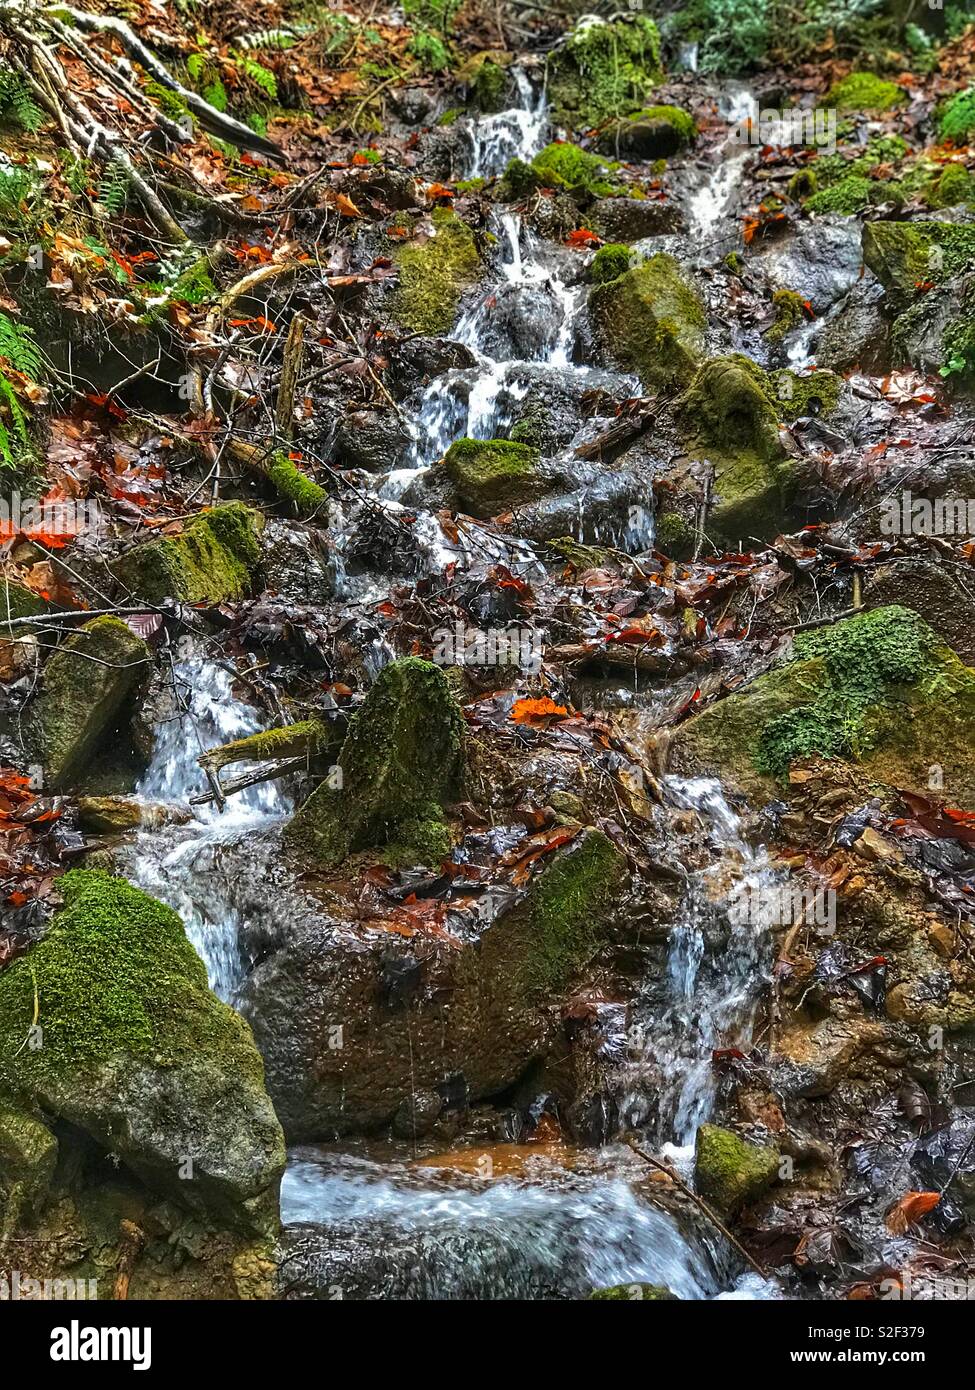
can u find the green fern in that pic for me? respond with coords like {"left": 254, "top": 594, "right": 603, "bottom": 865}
{"left": 203, "top": 77, "right": 228, "bottom": 112}
{"left": 59, "top": 149, "right": 90, "bottom": 195}
{"left": 237, "top": 56, "right": 278, "bottom": 101}
{"left": 0, "top": 70, "right": 45, "bottom": 134}
{"left": 97, "top": 154, "right": 129, "bottom": 215}
{"left": 0, "top": 313, "right": 42, "bottom": 381}
{"left": 186, "top": 52, "right": 207, "bottom": 83}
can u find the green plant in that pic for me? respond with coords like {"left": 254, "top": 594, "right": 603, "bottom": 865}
{"left": 0, "top": 313, "right": 43, "bottom": 470}
{"left": 97, "top": 154, "right": 130, "bottom": 216}
{"left": 408, "top": 30, "right": 451, "bottom": 73}
{"left": 940, "top": 87, "right": 975, "bottom": 144}
{"left": 0, "top": 166, "right": 42, "bottom": 238}
{"left": 0, "top": 70, "right": 45, "bottom": 133}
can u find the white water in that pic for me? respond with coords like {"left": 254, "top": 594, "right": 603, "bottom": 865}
{"left": 688, "top": 88, "right": 756, "bottom": 241}
{"left": 124, "top": 657, "right": 292, "bottom": 1001}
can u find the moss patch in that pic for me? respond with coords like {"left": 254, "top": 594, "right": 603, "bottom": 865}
{"left": 771, "top": 368, "right": 842, "bottom": 419}
{"left": 529, "top": 142, "right": 621, "bottom": 199}
{"left": 589, "top": 254, "right": 705, "bottom": 390}
{"left": 590, "top": 243, "right": 632, "bottom": 285}
{"left": 694, "top": 1124, "right": 779, "bottom": 1215}
{"left": 113, "top": 502, "right": 263, "bottom": 604}
{"left": 591, "top": 1283, "right": 678, "bottom": 1300}
{"left": 387, "top": 207, "right": 482, "bottom": 335}
{"left": 825, "top": 72, "right": 905, "bottom": 113}
{"left": 546, "top": 15, "right": 662, "bottom": 129}
{"left": 765, "top": 288, "right": 806, "bottom": 342}
{"left": 285, "top": 657, "right": 465, "bottom": 869}
{"left": 939, "top": 86, "right": 975, "bottom": 144}
{"left": 441, "top": 436, "right": 547, "bottom": 517}
{"left": 862, "top": 220, "right": 975, "bottom": 307}
{"left": 674, "top": 605, "right": 975, "bottom": 808}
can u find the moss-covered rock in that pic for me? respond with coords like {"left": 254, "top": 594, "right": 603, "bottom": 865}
{"left": 596, "top": 105, "right": 696, "bottom": 159}
{"left": 765, "top": 288, "right": 806, "bottom": 342}
{"left": 807, "top": 174, "right": 888, "bottom": 215}
{"left": 694, "top": 1124, "right": 779, "bottom": 1215}
{"left": 285, "top": 657, "right": 464, "bottom": 869}
{"left": 589, "top": 254, "right": 705, "bottom": 390}
{"left": 654, "top": 509, "right": 696, "bottom": 560}
{"left": 457, "top": 50, "right": 510, "bottom": 113}
{"left": 928, "top": 162, "right": 975, "bottom": 210}
{"left": 676, "top": 355, "right": 795, "bottom": 542}
{"left": 862, "top": 220, "right": 975, "bottom": 308}
{"left": 0, "top": 870, "right": 285, "bottom": 1235}
{"left": 0, "top": 1102, "right": 58, "bottom": 1234}
{"left": 546, "top": 15, "right": 662, "bottom": 129}
{"left": 529, "top": 142, "right": 621, "bottom": 199}
{"left": 589, "top": 195, "right": 683, "bottom": 242}
{"left": 771, "top": 367, "right": 842, "bottom": 419}
{"left": 825, "top": 71, "right": 905, "bottom": 113}
{"left": 387, "top": 207, "right": 482, "bottom": 335}
{"left": 0, "top": 577, "right": 47, "bottom": 626}
{"left": 672, "top": 605, "right": 975, "bottom": 808}
{"left": 113, "top": 502, "right": 263, "bottom": 605}
{"left": 32, "top": 617, "right": 150, "bottom": 790}
{"left": 198, "top": 719, "right": 333, "bottom": 774}
{"left": 439, "top": 437, "right": 549, "bottom": 517}
{"left": 590, "top": 243, "right": 633, "bottom": 285}
{"left": 590, "top": 1282, "right": 679, "bottom": 1299}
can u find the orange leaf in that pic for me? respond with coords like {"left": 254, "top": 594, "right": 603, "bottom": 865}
{"left": 511, "top": 696, "right": 568, "bottom": 725}
{"left": 565, "top": 228, "right": 601, "bottom": 248}
{"left": 885, "top": 1191, "right": 941, "bottom": 1234}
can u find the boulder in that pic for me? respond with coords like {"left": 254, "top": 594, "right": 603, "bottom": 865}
{"left": 437, "top": 436, "right": 552, "bottom": 517}
{"left": 589, "top": 196, "right": 684, "bottom": 241}
{"left": 113, "top": 502, "right": 263, "bottom": 605}
{"left": 546, "top": 15, "right": 662, "bottom": 129}
{"left": 0, "top": 871, "right": 285, "bottom": 1236}
{"left": 32, "top": 617, "right": 150, "bottom": 790}
{"left": 675, "top": 354, "right": 795, "bottom": 542}
{"left": 244, "top": 828, "right": 628, "bottom": 1137}
{"left": 595, "top": 105, "right": 695, "bottom": 160}
{"left": 589, "top": 254, "right": 706, "bottom": 390}
{"left": 285, "top": 657, "right": 464, "bottom": 869}
{"left": 864, "top": 559, "right": 975, "bottom": 664}
{"left": 671, "top": 605, "right": 975, "bottom": 808}
{"left": 754, "top": 217, "right": 865, "bottom": 315}
{"left": 862, "top": 220, "right": 975, "bottom": 309}
{"left": 386, "top": 207, "right": 482, "bottom": 335}
{"left": 694, "top": 1124, "right": 779, "bottom": 1215}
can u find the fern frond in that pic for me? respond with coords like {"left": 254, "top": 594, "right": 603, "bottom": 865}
{"left": 97, "top": 154, "right": 129, "bottom": 215}
{"left": 238, "top": 56, "right": 278, "bottom": 101}
{"left": 0, "top": 313, "right": 42, "bottom": 381}
{"left": 0, "top": 70, "right": 44, "bottom": 133}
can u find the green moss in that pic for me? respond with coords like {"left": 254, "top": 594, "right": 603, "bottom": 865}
{"left": 199, "top": 719, "right": 330, "bottom": 773}
{"left": 939, "top": 86, "right": 975, "bottom": 144}
{"left": 862, "top": 220, "right": 975, "bottom": 306}
{"left": 437, "top": 107, "right": 463, "bottom": 127}
{"left": 811, "top": 134, "right": 908, "bottom": 191}
{"left": 264, "top": 451, "right": 327, "bottom": 516}
{"left": 694, "top": 1124, "right": 778, "bottom": 1215}
{"left": 825, "top": 72, "right": 905, "bottom": 113}
{"left": 929, "top": 162, "right": 975, "bottom": 210}
{"left": 0, "top": 1102, "right": 57, "bottom": 1208}
{"left": 35, "top": 617, "right": 150, "bottom": 790}
{"left": 497, "top": 157, "right": 538, "bottom": 201}
{"left": 806, "top": 174, "right": 879, "bottom": 214}
{"left": 787, "top": 168, "right": 817, "bottom": 201}
{"left": 676, "top": 606, "right": 975, "bottom": 805}
{"left": 765, "top": 288, "right": 806, "bottom": 342}
{"left": 467, "top": 56, "right": 508, "bottom": 113}
{"left": 723, "top": 251, "right": 743, "bottom": 274}
{"left": 441, "top": 437, "right": 545, "bottom": 516}
{"left": 590, "top": 242, "right": 632, "bottom": 285}
{"left": 634, "top": 104, "right": 696, "bottom": 142}
{"left": 589, "top": 254, "right": 706, "bottom": 390}
{"left": 676, "top": 354, "right": 795, "bottom": 541}
{"left": 654, "top": 510, "right": 695, "bottom": 560}
{"left": 388, "top": 206, "right": 482, "bottom": 334}
{"left": 113, "top": 502, "right": 263, "bottom": 604}
{"left": 499, "top": 829, "right": 627, "bottom": 998}
{"left": 941, "top": 285, "right": 975, "bottom": 378}
{"left": 0, "top": 871, "right": 264, "bottom": 1093}
{"left": 285, "top": 657, "right": 464, "bottom": 868}
{"left": 546, "top": 15, "right": 661, "bottom": 129}
{"left": 591, "top": 1283, "right": 678, "bottom": 1300}
{"left": 529, "top": 142, "right": 621, "bottom": 200}
{"left": 0, "top": 577, "right": 46, "bottom": 629}
{"left": 455, "top": 177, "right": 485, "bottom": 195}
{"left": 509, "top": 397, "right": 556, "bottom": 452}
{"left": 771, "top": 368, "right": 841, "bottom": 419}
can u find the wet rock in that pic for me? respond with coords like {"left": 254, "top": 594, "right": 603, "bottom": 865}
{"left": 694, "top": 1124, "right": 779, "bottom": 1215}
{"left": 244, "top": 828, "right": 627, "bottom": 1137}
{"left": 285, "top": 657, "right": 464, "bottom": 869}
{"left": 0, "top": 1102, "right": 58, "bottom": 1229}
{"left": 590, "top": 254, "right": 706, "bottom": 390}
{"left": 754, "top": 216, "right": 865, "bottom": 315}
{"left": 391, "top": 1090, "right": 443, "bottom": 1139}
{"left": 386, "top": 207, "right": 483, "bottom": 335}
{"left": 889, "top": 270, "right": 973, "bottom": 378}
{"left": 596, "top": 106, "right": 695, "bottom": 160}
{"left": 258, "top": 518, "right": 337, "bottom": 606}
{"left": 333, "top": 405, "right": 412, "bottom": 473}
{"left": 32, "top": 617, "right": 150, "bottom": 791}
{"left": 388, "top": 85, "right": 437, "bottom": 125}
{"left": 815, "top": 280, "right": 891, "bottom": 374}
{"left": 77, "top": 796, "right": 190, "bottom": 833}
{"left": 863, "top": 219, "right": 975, "bottom": 309}
{"left": 438, "top": 437, "right": 554, "bottom": 517}
{"left": 387, "top": 335, "right": 478, "bottom": 395}
{"left": 864, "top": 559, "right": 975, "bottom": 665}
{"left": 0, "top": 871, "right": 285, "bottom": 1236}
{"left": 675, "top": 354, "right": 795, "bottom": 542}
{"left": 590, "top": 1283, "right": 679, "bottom": 1299}
{"left": 337, "top": 163, "right": 419, "bottom": 213}
{"left": 469, "top": 279, "right": 575, "bottom": 362}
{"left": 113, "top": 502, "right": 263, "bottom": 605}
{"left": 671, "top": 605, "right": 975, "bottom": 808}
{"left": 589, "top": 196, "right": 684, "bottom": 242}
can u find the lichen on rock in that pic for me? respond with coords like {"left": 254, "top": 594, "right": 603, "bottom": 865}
{"left": 285, "top": 657, "right": 465, "bottom": 869}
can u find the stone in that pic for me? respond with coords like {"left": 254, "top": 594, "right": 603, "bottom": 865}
{"left": 113, "top": 502, "right": 263, "bottom": 605}
{"left": 589, "top": 254, "right": 706, "bottom": 390}
{"left": 694, "top": 1123, "right": 779, "bottom": 1214}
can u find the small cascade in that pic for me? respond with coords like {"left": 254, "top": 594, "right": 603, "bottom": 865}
{"left": 123, "top": 657, "right": 292, "bottom": 1001}
{"left": 617, "top": 777, "right": 779, "bottom": 1146}
{"left": 462, "top": 68, "right": 548, "bottom": 179}
{"left": 687, "top": 88, "right": 755, "bottom": 241}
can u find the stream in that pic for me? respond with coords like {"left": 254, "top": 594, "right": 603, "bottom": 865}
{"left": 125, "top": 73, "right": 787, "bottom": 1300}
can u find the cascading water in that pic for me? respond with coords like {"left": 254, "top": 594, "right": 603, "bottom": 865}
{"left": 122, "top": 656, "right": 293, "bottom": 1002}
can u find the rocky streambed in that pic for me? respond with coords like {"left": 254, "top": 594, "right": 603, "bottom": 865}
{"left": 2, "top": 3, "right": 975, "bottom": 1304}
